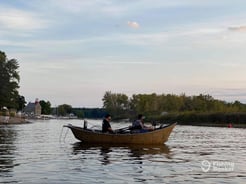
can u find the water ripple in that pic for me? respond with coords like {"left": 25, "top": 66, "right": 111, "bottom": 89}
{"left": 0, "top": 120, "right": 245, "bottom": 183}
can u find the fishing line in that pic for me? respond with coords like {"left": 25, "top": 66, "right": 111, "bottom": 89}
{"left": 59, "top": 126, "right": 69, "bottom": 143}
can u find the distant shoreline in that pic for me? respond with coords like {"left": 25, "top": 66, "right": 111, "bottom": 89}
{"left": 176, "top": 122, "right": 246, "bottom": 128}
{"left": 0, "top": 115, "right": 245, "bottom": 128}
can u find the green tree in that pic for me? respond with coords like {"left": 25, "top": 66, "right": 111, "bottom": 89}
{"left": 39, "top": 100, "right": 52, "bottom": 114}
{"left": 102, "top": 91, "right": 129, "bottom": 118}
{"left": 101, "top": 91, "right": 246, "bottom": 120}
{"left": 17, "top": 95, "right": 26, "bottom": 111}
{"left": 130, "top": 94, "right": 154, "bottom": 115}
{"left": 57, "top": 104, "right": 72, "bottom": 116}
{"left": 72, "top": 109, "right": 84, "bottom": 118}
{"left": 0, "top": 51, "right": 20, "bottom": 108}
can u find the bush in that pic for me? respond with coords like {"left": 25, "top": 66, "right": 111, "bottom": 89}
{"left": 0, "top": 111, "right": 8, "bottom": 116}
{"left": 147, "top": 112, "right": 246, "bottom": 125}
{"left": 10, "top": 112, "right": 16, "bottom": 117}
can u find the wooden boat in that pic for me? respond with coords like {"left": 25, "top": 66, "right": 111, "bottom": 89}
{"left": 64, "top": 122, "right": 176, "bottom": 145}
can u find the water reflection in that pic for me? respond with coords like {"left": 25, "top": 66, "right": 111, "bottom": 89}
{"left": 72, "top": 142, "right": 171, "bottom": 165}
{"left": 100, "top": 146, "right": 111, "bottom": 165}
{"left": 0, "top": 125, "right": 17, "bottom": 175}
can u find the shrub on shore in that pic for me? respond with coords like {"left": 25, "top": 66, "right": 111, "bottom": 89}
{"left": 147, "top": 112, "right": 246, "bottom": 126}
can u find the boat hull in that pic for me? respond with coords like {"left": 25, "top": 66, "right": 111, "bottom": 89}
{"left": 66, "top": 123, "right": 176, "bottom": 145}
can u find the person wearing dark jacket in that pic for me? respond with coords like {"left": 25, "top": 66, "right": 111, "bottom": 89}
{"left": 102, "top": 114, "right": 114, "bottom": 133}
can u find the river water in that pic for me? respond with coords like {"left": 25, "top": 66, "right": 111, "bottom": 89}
{"left": 0, "top": 119, "right": 245, "bottom": 183}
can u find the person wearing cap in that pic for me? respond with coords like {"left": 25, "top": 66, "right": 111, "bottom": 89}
{"left": 131, "top": 114, "right": 154, "bottom": 132}
{"left": 102, "top": 114, "right": 114, "bottom": 133}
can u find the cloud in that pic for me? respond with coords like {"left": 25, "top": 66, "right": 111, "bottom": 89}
{"left": 228, "top": 26, "right": 246, "bottom": 32}
{"left": 127, "top": 21, "right": 140, "bottom": 29}
{"left": 0, "top": 6, "right": 48, "bottom": 31}
{"left": 47, "top": 0, "right": 127, "bottom": 16}
{"left": 211, "top": 88, "right": 246, "bottom": 103}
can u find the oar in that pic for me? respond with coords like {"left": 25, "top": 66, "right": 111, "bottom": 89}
{"left": 115, "top": 126, "right": 131, "bottom": 133}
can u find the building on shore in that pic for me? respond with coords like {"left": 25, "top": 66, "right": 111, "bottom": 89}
{"left": 24, "top": 99, "right": 42, "bottom": 117}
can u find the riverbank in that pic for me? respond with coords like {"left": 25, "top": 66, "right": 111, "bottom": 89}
{"left": 0, "top": 116, "right": 30, "bottom": 124}
{"left": 177, "top": 122, "right": 246, "bottom": 128}
{"left": 147, "top": 112, "right": 246, "bottom": 128}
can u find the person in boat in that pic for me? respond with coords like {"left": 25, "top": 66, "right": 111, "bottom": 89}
{"left": 102, "top": 114, "right": 114, "bottom": 133}
{"left": 131, "top": 114, "right": 154, "bottom": 133}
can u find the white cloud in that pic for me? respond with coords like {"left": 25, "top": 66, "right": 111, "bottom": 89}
{"left": 49, "top": 0, "right": 96, "bottom": 13}
{"left": 210, "top": 88, "right": 246, "bottom": 103}
{"left": 38, "top": 0, "right": 219, "bottom": 14}
{"left": 47, "top": 0, "right": 127, "bottom": 16}
{"left": 127, "top": 21, "right": 140, "bottom": 29}
{"left": 0, "top": 6, "right": 48, "bottom": 31}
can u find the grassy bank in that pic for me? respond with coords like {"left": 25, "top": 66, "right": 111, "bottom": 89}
{"left": 0, "top": 116, "right": 29, "bottom": 124}
{"left": 147, "top": 112, "right": 246, "bottom": 128}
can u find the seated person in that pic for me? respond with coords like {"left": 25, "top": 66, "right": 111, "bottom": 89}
{"left": 102, "top": 114, "right": 114, "bottom": 133}
{"left": 131, "top": 114, "right": 154, "bottom": 133}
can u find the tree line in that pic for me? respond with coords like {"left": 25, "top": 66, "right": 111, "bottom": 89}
{"left": 40, "top": 103, "right": 106, "bottom": 119}
{"left": 103, "top": 91, "right": 246, "bottom": 116}
{"left": 102, "top": 91, "right": 246, "bottom": 125}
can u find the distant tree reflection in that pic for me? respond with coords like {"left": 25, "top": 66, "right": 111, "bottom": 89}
{"left": 0, "top": 126, "right": 17, "bottom": 174}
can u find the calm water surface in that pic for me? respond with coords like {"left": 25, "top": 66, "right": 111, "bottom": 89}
{"left": 0, "top": 119, "right": 245, "bottom": 183}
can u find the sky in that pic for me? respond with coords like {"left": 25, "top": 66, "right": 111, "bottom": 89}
{"left": 1, "top": 0, "right": 246, "bottom": 107}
